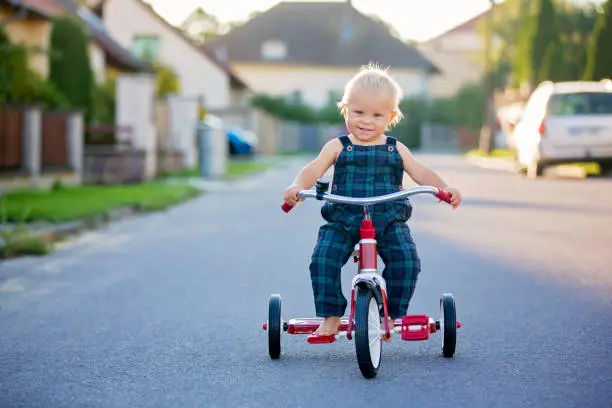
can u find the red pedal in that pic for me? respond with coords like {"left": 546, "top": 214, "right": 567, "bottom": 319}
{"left": 401, "top": 315, "right": 430, "bottom": 341}
{"left": 307, "top": 334, "right": 336, "bottom": 344}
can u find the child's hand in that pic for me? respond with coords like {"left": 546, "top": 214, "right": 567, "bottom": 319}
{"left": 443, "top": 187, "right": 462, "bottom": 209}
{"left": 283, "top": 184, "right": 304, "bottom": 206}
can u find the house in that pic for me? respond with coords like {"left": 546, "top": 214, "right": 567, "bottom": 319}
{"left": 207, "top": 1, "right": 439, "bottom": 108}
{"left": 0, "top": 0, "right": 159, "bottom": 186}
{"left": 86, "top": 0, "right": 253, "bottom": 167}
{"left": 90, "top": 0, "right": 250, "bottom": 109}
{"left": 417, "top": 9, "right": 490, "bottom": 98}
{"left": 2, "top": 0, "right": 152, "bottom": 83}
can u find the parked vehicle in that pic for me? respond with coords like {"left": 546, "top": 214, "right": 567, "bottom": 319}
{"left": 512, "top": 79, "right": 612, "bottom": 177}
{"left": 226, "top": 126, "right": 259, "bottom": 156}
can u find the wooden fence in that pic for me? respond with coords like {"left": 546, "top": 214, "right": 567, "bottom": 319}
{"left": 0, "top": 107, "right": 24, "bottom": 171}
{"left": 41, "top": 111, "right": 70, "bottom": 168}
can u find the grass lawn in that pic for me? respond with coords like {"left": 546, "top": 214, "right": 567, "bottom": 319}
{"left": 1, "top": 182, "right": 202, "bottom": 224}
{"left": 161, "top": 158, "right": 272, "bottom": 179}
{"left": 466, "top": 148, "right": 516, "bottom": 159}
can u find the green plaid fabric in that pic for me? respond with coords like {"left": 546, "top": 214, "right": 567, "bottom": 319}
{"left": 309, "top": 136, "right": 421, "bottom": 318}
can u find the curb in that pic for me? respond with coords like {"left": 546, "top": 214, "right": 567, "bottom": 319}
{"left": 0, "top": 206, "right": 140, "bottom": 259}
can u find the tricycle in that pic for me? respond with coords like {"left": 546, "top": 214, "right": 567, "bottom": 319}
{"left": 263, "top": 180, "right": 461, "bottom": 379}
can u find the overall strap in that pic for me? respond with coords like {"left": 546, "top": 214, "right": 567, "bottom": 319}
{"left": 386, "top": 136, "right": 397, "bottom": 146}
{"left": 339, "top": 135, "right": 352, "bottom": 148}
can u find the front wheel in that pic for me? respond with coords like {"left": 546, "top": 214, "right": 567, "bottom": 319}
{"left": 268, "top": 294, "right": 282, "bottom": 359}
{"left": 354, "top": 288, "right": 382, "bottom": 379}
{"left": 440, "top": 293, "right": 457, "bottom": 358}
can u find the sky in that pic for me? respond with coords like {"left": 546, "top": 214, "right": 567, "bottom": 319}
{"left": 144, "top": 0, "right": 496, "bottom": 43}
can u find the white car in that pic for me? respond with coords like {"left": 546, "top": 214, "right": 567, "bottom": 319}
{"left": 512, "top": 79, "right": 612, "bottom": 177}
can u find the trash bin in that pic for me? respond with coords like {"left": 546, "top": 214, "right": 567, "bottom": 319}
{"left": 197, "top": 114, "right": 227, "bottom": 178}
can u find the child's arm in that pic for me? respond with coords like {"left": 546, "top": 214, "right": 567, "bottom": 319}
{"left": 283, "top": 139, "right": 342, "bottom": 205}
{"left": 397, "top": 142, "right": 462, "bottom": 208}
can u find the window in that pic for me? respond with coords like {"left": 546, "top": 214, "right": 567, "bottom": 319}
{"left": 261, "top": 40, "right": 286, "bottom": 60}
{"left": 132, "top": 35, "right": 160, "bottom": 61}
{"left": 547, "top": 92, "right": 612, "bottom": 116}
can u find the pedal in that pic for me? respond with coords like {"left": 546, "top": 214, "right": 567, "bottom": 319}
{"left": 401, "top": 315, "right": 430, "bottom": 341}
{"left": 307, "top": 334, "right": 336, "bottom": 344}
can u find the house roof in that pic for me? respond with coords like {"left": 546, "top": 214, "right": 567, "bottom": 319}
{"left": 0, "top": 0, "right": 50, "bottom": 19}
{"left": 19, "top": 0, "right": 154, "bottom": 73}
{"left": 209, "top": 1, "right": 439, "bottom": 73}
{"left": 134, "top": 0, "right": 249, "bottom": 90}
{"left": 420, "top": 8, "right": 492, "bottom": 45}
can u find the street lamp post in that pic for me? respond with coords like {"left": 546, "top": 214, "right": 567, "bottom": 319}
{"left": 479, "top": 0, "right": 496, "bottom": 154}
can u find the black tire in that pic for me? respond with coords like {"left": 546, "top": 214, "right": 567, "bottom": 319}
{"left": 268, "top": 294, "right": 282, "bottom": 359}
{"left": 440, "top": 293, "right": 457, "bottom": 358}
{"left": 354, "top": 288, "right": 382, "bottom": 379}
{"left": 598, "top": 160, "right": 612, "bottom": 176}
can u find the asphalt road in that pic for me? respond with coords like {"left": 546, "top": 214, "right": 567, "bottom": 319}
{"left": 1, "top": 154, "right": 611, "bottom": 408}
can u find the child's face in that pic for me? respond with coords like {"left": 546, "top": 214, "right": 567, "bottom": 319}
{"left": 343, "top": 90, "right": 397, "bottom": 143}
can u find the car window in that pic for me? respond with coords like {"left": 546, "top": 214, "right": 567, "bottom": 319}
{"left": 547, "top": 92, "right": 612, "bottom": 116}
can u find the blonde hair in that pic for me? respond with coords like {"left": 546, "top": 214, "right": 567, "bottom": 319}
{"left": 338, "top": 62, "right": 404, "bottom": 128}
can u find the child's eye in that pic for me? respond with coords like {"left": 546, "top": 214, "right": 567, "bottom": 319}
{"left": 374, "top": 113, "right": 383, "bottom": 117}
{"left": 354, "top": 110, "right": 363, "bottom": 114}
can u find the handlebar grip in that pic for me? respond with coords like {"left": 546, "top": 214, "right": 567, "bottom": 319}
{"left": 281, "top": 202, "right": 294, "bottom": 213}
{"left": 435, "top": 190, "right": 452, "bottom": 204}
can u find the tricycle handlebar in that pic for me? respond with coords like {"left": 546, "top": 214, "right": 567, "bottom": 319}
{"left": 281, "top": 186, "right": 452, "bottom": 213}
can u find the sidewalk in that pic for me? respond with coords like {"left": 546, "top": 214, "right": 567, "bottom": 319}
{"left": 465, "top": 153, "right": 601, "bottom": 178}
{"left": 0, "top": 155, "right": 308, "bottom": 259}
{"left": 465, "top": 154, "right": 518, "bottom": 172}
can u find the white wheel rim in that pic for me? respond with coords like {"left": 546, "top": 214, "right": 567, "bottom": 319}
{"left": 367, "top": 297, "right": 381, "bottom": 368}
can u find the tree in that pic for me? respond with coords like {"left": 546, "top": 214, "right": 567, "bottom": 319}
{"left": 48, "top": 16, "right": 94, "bottom": 114}
{"left": 180, "top": 7, "right": 221, "bottom": 43}
{"left": 0, "top": 25, "right": 12, "bottom": 103}
{"left": 584, "top": 0, "right": 612, "bottom": 81}
{"left": 531, "top": 0, "right": 560, "bottom": 85}
{"left": 0, "top": 24, "right": 67, "bottom": 107}
{"left": 155, "top": 63, "right": 180, "bottom": 98}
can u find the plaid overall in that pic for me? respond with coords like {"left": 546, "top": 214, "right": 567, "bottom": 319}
{"left": 309, "top": 135, "right": 421, "bottom": 319}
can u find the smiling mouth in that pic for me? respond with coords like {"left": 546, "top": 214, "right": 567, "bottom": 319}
{"left": 358, "top": 126, "right": 374, "bottom": 132}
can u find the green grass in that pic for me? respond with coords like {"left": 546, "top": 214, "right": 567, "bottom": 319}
{"left": 559, "top": 162, "right": 601, "bottom": 175}
{"left": 0, "top": 226, "right": 52, "bottom": 258}
{"left": 0, "top": 182, "right": 202, "bottom": 223}
{"left": 466, "top": 148, "right": 516, "bottom": 159}
{"left": 161, "top": 159, "right": 272, "bottom": 179}
{"left": 227, "top": 160, "right": 271, "bottom": 178}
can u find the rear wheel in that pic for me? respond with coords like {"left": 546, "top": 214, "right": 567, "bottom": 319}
{"left": 598, "top": 160, "right": 612, "bottom": 176}
{"left": 354, "top": 288, "right": 382, "bottom": 379}
{"left": 440, "top": 293, "right": 457, "bottom": 358}
{"left": 268, "top": 294, "right": 282, "bottom": 359}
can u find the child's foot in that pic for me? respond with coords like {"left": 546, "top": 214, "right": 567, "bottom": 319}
{"left": 313, "top": 316, "right": 341, "bottom": 336}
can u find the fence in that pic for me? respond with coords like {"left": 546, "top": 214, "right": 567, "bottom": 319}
{"left": 0, "top": 107, "right": 83, "bottom": 184}
{"left": 41, "top": 111, "right": 70, "bottom": 168}
{"left": 208, "top": 106, "right": 343, "bottom": 155}
{"left": 83, "top": 145, "right": 147, "bottom": 184}
{"left": 0, "top": 107, "right": 25, "bottom": 171}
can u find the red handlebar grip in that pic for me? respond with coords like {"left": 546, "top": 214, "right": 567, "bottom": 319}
{"left": 281, "top": 202, "right": 294, "bottom": 213}
{"left": 435, "top": 190, "right": 452, "bottom": 204}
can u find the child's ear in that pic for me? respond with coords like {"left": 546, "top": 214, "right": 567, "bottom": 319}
{"left": 341, "top": 105, "right": 348, "bottom": 117}
{"left": 388, "top": 111, "right": 397, "bottom": 124}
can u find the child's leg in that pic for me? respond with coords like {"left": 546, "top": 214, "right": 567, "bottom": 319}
{"left": 377, "top": 222, "right": 421, "bottom": 320}
{"left": 309, "top": 223, "right": 357, "bottom": 335}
